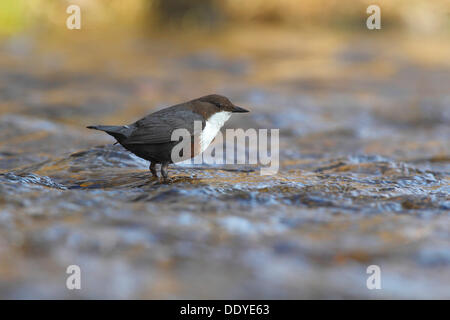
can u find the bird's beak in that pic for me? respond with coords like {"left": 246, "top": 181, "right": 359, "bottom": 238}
{"left": 231, "top": 105, "right": 250, "bottom": 113}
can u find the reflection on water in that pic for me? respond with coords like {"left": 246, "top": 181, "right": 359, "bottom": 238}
{"left": 0, "top": 26, "right": 449, "bottom": 298}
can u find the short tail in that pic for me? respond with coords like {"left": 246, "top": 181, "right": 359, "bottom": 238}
{"left": 86, "top": 125, "right": 129, "bottom": 141}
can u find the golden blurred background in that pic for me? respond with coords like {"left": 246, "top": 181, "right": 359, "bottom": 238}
{"left": 0, "top": 0, "right": 449, "bottom": 35}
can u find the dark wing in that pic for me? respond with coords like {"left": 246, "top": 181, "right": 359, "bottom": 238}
{"left": 122, "top": 105, "right": 205, "bottom": 145}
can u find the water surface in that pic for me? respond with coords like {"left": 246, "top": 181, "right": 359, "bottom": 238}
{"left": 0, "top": 27, "right": 449, "bottom": 298}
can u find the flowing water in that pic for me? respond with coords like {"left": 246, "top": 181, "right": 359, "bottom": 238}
{"left": 0, "top": 27, "right": 449, "bottom": 298}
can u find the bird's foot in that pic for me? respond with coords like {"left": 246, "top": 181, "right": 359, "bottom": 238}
{"left": 160, "top": 177, "right": 172, "bottom": 184}
{"left": 149, "top": 162, "right": 158, "bottom": 178}
{"left": 160, "top": 162, "right": 170, "bottom": 183}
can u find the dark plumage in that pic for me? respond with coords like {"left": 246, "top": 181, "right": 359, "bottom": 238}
{"left": 87, "top": 94, "right": 249, "bottom": 181}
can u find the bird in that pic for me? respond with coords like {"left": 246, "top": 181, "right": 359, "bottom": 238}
{"left": 87, "top": 94, "right": 249, "bottom": 182}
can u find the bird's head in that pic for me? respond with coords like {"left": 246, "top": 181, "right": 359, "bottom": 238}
{"left": 198, "top": 94, "right": 249, "bottom": 113}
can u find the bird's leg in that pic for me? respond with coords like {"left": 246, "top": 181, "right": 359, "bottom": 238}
{"left": 161, "top": 162, "right": 170, "bottom": 182}
{"left": 149, "top": 162, "right": 158, "bottom": 178}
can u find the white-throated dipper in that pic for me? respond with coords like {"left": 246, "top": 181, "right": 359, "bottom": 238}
{"left": 87, "top": 94, "right": 249, "bottom": 181}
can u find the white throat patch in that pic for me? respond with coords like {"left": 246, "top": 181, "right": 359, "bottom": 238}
{"left": 200, "top": 111, "right": 231, "bottom": 152}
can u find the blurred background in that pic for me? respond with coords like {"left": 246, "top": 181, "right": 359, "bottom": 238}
{"left": 0, "top": 0, "right": 449, "bottom": 299}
